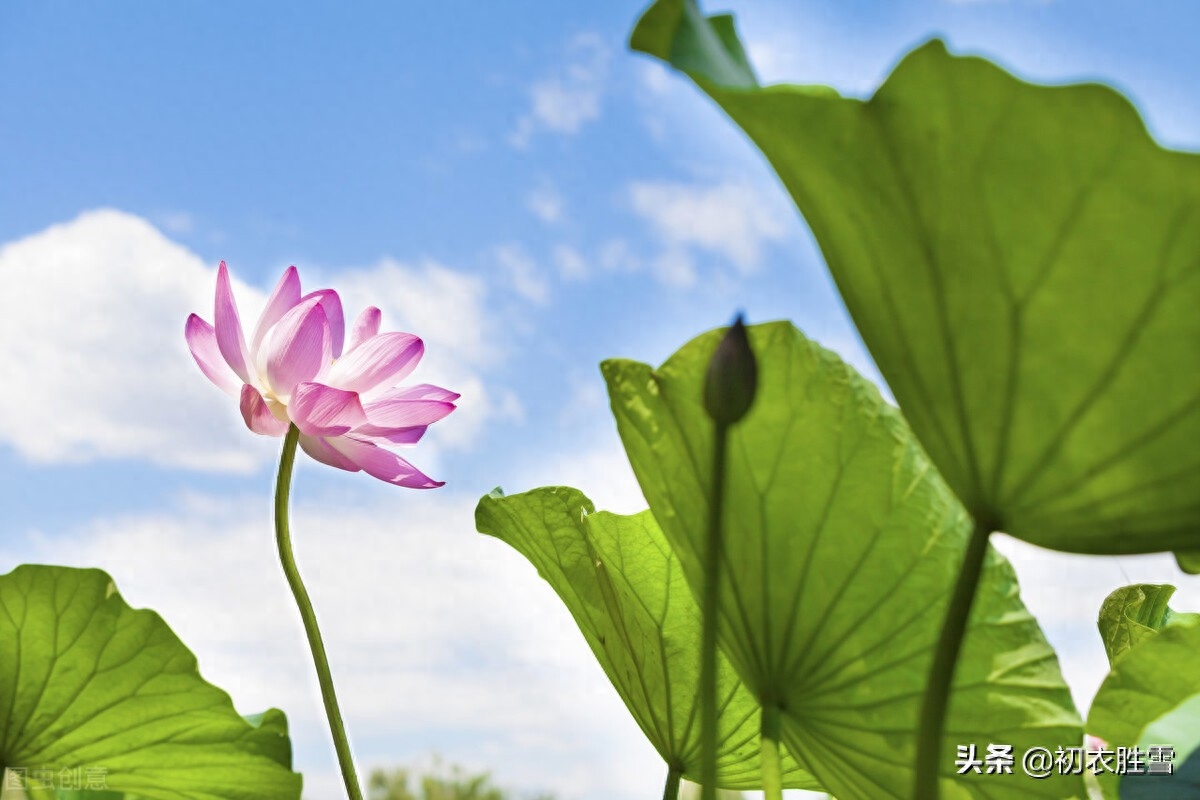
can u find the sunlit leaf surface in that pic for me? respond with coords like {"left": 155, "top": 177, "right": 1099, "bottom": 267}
{"left": 631, "top": 0, "right": 1200, "bottom": 558}
{"left": 603, "top": 321, "right": 1083, "bottom": 800}
{"left": 0, "top": 565, "right": 302, "bottom": 800}
{"left": 1089, "top": 593, "right": 1200, "bottom": 800}
{"left": 477, "top": 487, "right": 820, "bottom": 790}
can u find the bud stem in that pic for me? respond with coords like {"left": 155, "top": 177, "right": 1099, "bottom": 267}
{"left": 700, "top": 421, "right": 729, "bottom": 800}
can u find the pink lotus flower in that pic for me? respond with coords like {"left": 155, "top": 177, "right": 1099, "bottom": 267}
{"left": 186, "top": 262, "right": 456, "bottom": 488}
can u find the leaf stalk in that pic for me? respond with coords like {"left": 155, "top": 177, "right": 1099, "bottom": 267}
{"left": 662, "top": 764, "right": 682, "bottom": 800}
{"left": 914, "top": 520, "right": 991, "bottom": 799}
{"left": 760, "top": 702, "right": 783, "bottom": 800}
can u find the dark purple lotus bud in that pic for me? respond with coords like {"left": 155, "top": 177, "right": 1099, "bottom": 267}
{"left": 703, "top": 314, "right": 757, "bottom": 426}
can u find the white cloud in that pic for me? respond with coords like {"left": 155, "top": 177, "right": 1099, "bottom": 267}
{"left": 325, "top": 258, "right": 491, "bottom": 368}
{"left": 531, "top": 81, "right": 598, "bottom": 131}
{"left": 156, "top": 210, "right": 195, "bottom": 234}
{"left": 744, "top": 40, "right": 803, "bottom": 86}
{"left": 638, "top": 62, "right": 675, "bottom": 96}
{"left": 526, "top": 179, "right": 566, "bottom": 224}
{"left": 308, "top": 257, "right": 511, "bottom": 452}
{"left": 652, "top": 248, "right": 697, "bottom": 288}
{"left": 0, "top": 209, "right": 273, "bottom": 472}
{"left": 0, "top": 210, "right": 509, "bottom": 471}
{"left": 628, "top": 180, "right": 794, "bottom": 282}
{"left": 493, "top": 243, "right": 550, "bottom": 306}
{"left": 510, "top": 33, "right": 610, "bottom": 148}
{"left": 1, "top": 483, "right": 662, "bottom": 800}
{"left": 525, "top": 435, "right": 646, "bottom": 517}
{"left": 597, "top": 238, "right": 643, "bottom": 273}
{"left": 553, "top": 244, "right": 589, "bottom": 281}
{"left": 548, "top": 238, "right": 654, "bottom": 284}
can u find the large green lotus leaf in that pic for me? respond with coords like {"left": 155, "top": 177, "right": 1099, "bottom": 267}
{"left": 1097, "top": 584, "right": 1200, "bottom": 667}
{"left": 602, "top": 321, "right": 1082, "bottom": 800}
{"left": 0, "top": 564, "right": 302, "bottom": 800}
{"left": 630, "top": 0, "right": 1200, "bottom": 557}
{"left": 1088, "top": 614, "right": 1200, "bottom": 799}
{"left": 476, "top": 487, "right": 820, "bottom": 790}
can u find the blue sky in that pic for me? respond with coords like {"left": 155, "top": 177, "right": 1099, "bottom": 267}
{"left": 1, "top": 1, "right": 1199, "bottom": 798}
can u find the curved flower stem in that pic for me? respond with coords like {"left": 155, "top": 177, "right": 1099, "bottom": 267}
{"left": 661, "top": 764, "right": 682, "bottom": 800}
{"left": 914, "top": 520, "right": 991, "bottom": 800}
{"left": 760, "top": 703, "right": 783, "bottom": 800}
{"left": 275, "top": 424, "right": 363, "bottom": 800}
{"left": 700, "top": 422, "right": 730, "bottom": 800}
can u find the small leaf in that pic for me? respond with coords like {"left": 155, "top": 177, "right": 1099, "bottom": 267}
{"left": 630, "top": 0, "right": 1200, "bottom": 558}
{"left": 476, "top": 487, "right": 820, "bottom": 790}
{"left": 603, "top": 321, "right": 1083, "bottom": 800}
{"left": 1088, "top": 615, "right": 1200, "bottom": 799}
{"left": 0, "top": 564, "right": 303, "bottom": 800}
{"left": 1097, "top": 584, "right": 1200, "bottom": 667}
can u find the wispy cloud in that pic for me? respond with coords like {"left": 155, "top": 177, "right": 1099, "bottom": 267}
{"left": 548, "top": 238, "right": 651, "bottom": 283}
{"left": 521, "top": 176, "right": 796, "bottom": 291}
{"left": 526, "top": 178, "right": 566, "bottom": 224}
{"left": 638, "top": 62, "right": 675, "bottom": 96}
{"left": 552, "top": 243, "right": 588, "bottom": 281}
{"left": 510, "top": 33, "right": 610, "bottom": 149}
{"left": 494, "top": 242, "right": 550, "bottom": 305}
{"left": 596, "top": 238, "right": 643, "bottom": 274}
{"left": 156, "top": 210, "right": 195, "bottom": 234}
{"left": 627, "top": 179, "right": 795, "bottom": 284}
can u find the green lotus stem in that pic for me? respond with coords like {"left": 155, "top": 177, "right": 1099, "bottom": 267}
{"left": 275, "top": 423, "right": 364, "bottom": 800}
{"left": 914, "top": 521, "right": 991, "bottom": 800}
{"left": 661, "top": 764, "right": 682, "bottom": 800}
{"left": 700, "top": 423, "right": 730, "bottom": 800}
{"left": 760, "top": 703, "right": 783, "bottom": 800}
